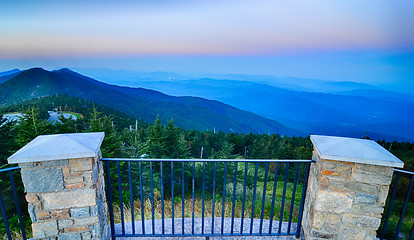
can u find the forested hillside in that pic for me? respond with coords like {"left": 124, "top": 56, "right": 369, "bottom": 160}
{"left": 1, "top": 95, "right": 412, "bottom": 170}
{"left": 0, "top": 68, "right": 300, "bottom": 136}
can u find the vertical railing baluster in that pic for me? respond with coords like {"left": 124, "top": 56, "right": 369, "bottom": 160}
{"left": 212, "top": 162, "right": 217, "bottom": 235}
{"left": 150, "top": 162, "right": 155, "bottom": 235}
{"left": 269, "top": 163, "right": 280, "bottom": 234}
{"left": 409, "top": 221, "right": 414, "bottom": 240}
{"left": 250, "top": 162, "right": 259, "bottom": 235}
{"left": 202, "top": 162, "right": 206, "bottom": 235}
{"left": 240, "top": 162, "right": 248, "bottom": 235}
{"left": 381, "top": 172, "right": 401, "bottom": 240}
{"left": 9, "top": 171, "right": 27, "bottom": 240}
{"left": 0, "top": 191, "right": 12, "bottom": 240}
{"left": 230, "top": 162, "right": 238, "bottom": 234}
{"left": 97, "top": 159, "right": 320, "bottom": 238}
{"left": 104, "top": 161, "right": 116, "bottom": 240}
{"left": 117, "top": 162, "right": 125, "bottom": 235}
{"left": 287, "top": 163, "right": 299, "bottom": 234}
{"left": 259, "top": 163, "right": 269, "bottom": 234}
{"left": 278, "top": 163, "right": 289, "bottom": 234}
{"left": 221, "top": 162, "right": 227, "bottom": 235}
{"left": 160, "top": 162, "right": 165, "bottom": 235}
{"left": 139, "top": 162, "right": 145, "bottom": 235}
{"left": 192, "top": 161, "right": 195, "bottom": 235}
{"left": 171, "top": 162, "right": 175, "bottom": 235}
{"left": 182, "top": 162, "right": 185, "bottom": 235}
{"left": 296, "top": 163, "right": 310, "bottom": 238}
{"left": 394, "top": 175, "right": 414, "bottom": 240}
{"left": 128, "top": 162, "right": 135, "bottom": 235}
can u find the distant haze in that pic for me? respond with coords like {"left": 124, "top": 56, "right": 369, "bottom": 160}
{"left": 0, "top": 0, "right": 413, "bottom": 93}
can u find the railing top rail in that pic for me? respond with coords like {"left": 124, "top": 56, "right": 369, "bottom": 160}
{"left": 101, "top": 158, "right": 314, "bottom": 163}
{"left": 0, "top": 166, "right": 20, "bottom": 173}
{"left": 394, "top": 168, "right": 414, "bottom": 175}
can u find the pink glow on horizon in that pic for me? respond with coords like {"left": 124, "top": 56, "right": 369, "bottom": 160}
{"left": 0, "top": 0, "right": 412, "bottom": 58}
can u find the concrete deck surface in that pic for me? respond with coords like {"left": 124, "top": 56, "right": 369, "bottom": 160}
{"left": 111, "top": 218, "right": 300, "bottom": 239}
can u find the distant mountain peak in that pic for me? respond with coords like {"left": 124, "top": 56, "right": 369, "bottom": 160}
{"left": 24, "top": 67, "right": 47, "bottom": 73}
{"left": 56, "top": 68, "right": 74, "bottom": 73}
{"left": 0, "top": 68, "right": 22, "bottom": 78}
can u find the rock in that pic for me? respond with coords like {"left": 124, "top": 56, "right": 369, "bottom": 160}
{"left": 21, "top": 168, "right": 64, "bottom": 192}
{"left": 351, "top": 164, "right": 393, "bottom": 186}
{"left": 43, "top": 189, "right": 96, "bottom": 210}
{"left": 58, "top": 233, "right": 81, "bottom": 240}
{"left": 342, "top": 214, "right": 381, "bottom": 229}
{"left": 71, "top": 207, "right": 90, "bottom": 218}
{"left": 58, "top": 219, "right": 74, "bottom": 228}
{"left": 312, "top": 212, "right": 325, "bottom": 229}
{"left": 355, "top": 192, "right": 377, "bottom": 205}
{"left": 74, "top": 216, "right": 99, "bottom": 226}
{"left": 70, "top": 158, "right": 93, "bottom": 172}
{"left": 32, "top": 220, "right": 58, "bottom": 238}
{"left": 314, "top": 191, "right": 352, "bottom": 214}
{"left": 338, "top": 226, "right": 365, "bottom": 240}
{"left": 51, "top": 210, "right": 70, "bottom": 219}
{"left": 42, "top": 160, "right": 69, "bottom": 167}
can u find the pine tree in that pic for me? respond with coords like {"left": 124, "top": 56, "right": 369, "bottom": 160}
{"left": 88, "top": 107, "right": 122, "bottom": 157}
{"left": 0, "top": 115, "right": 18, "bottom": 166}
{"left": 55, "top": 114, "right": 81, "bottom": 133}
{"left": 165, "top": 119, "right": 189, "bottom": 159}
{"left": 144, "top": 116, "right": 167, "bottom": 158}
{"left": 15, "top": 106, "right": 55, "bottom": 147}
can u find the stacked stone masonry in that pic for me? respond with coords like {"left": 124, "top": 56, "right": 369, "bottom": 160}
{"left": 19, "top": 155, "right": 107, "bottom": 240}
{"left": 302, "top": 148, "right": 394, "bottom": 240}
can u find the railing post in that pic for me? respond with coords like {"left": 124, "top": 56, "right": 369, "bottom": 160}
{"left": 8, "top": 132, "right": 108, "bottom": 239}
{"left": 302, "top": 135, "right": 404, "bottom": 240}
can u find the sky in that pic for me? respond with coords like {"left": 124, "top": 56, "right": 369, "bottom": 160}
{"left": 0, "top": 0, "right": 413, "bottom": 93}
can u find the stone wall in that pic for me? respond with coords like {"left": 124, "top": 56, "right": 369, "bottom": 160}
{"left": 8, "top": 133, "right": 402, "bottom": 240}
{"left": 302, "top": 149, "right": 394, "bottom": 240}
{"left": 19, "top": 155, "right": 107, "bottom": 239}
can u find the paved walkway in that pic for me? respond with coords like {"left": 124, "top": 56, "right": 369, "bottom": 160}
{"left": 110, "top": 218, "right": 300, "bottom": 239}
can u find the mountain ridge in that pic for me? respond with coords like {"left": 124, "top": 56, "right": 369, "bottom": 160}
{"left": 68, "top": 68, "right": 414, "bottom": 142}
{"left": 0, "top": 68, "right": 301, "bottom": 136}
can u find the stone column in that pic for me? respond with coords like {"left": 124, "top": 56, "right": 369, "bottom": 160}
{"left": 302, "top": 135, "right": 404, "bottom": 240}
{"left": 8, "top": 132, "right": 107, "bottom": 240}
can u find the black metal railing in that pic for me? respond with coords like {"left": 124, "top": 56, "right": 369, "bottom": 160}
{"left": 0, "top": 166, "right": 28, "bottom": 240}
{"left": 101, "top": 158, "right": 312, "bottom": 239}
{"left": 379, "top": 168, "right": 414, "bottom": 240}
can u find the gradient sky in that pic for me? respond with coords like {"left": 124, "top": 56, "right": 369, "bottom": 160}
{"left": 0, "top": 0, "right": 413, "bottom": 93}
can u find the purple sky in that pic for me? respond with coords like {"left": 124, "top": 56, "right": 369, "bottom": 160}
{"left": 0, "top": 0, "right": 413, "bottom": 93}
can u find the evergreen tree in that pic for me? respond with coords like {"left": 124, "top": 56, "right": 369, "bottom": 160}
{"left": 164, "top": 119, "right": 189, "bottom": 159}
{"left": 15, "top": 106, "right": 55, "bottom": 147}
{"left": 55, "top": 114, "right": 83, "bottom": 133}
{"left": 210, "top": 141, "right": 236, "bottom": 159}
{"left": 0, "top": 115, "right": 18, "bottom": 166}
{"left": 144, "top": 116, "right": 167, "bottom": 158}
{"left": 88, "top": 107, "right": 123, "bottom": 157}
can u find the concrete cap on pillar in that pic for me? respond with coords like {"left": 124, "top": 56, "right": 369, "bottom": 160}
{"left": 310, "top": 135, "right": 404, "bottom": 168}
{"left": 8, "top": 132, "right": 105, "bottom": 164}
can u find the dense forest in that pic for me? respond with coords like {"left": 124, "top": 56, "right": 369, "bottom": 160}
{"left": 1, "top": 95, "right": 413, "bottom": 238}
{"left": 1, "top": 95, "right": 413, "bottom": 169}
{"left": 0, "top": 95, "right": 316, "bottom": 165}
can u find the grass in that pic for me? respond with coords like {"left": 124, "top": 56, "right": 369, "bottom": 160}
{"left": 379, "top": 201, "right": 414, "bottom": 239}
{"left": 112, "top": 181, "right": 305, "bottom": 224}
{"left": 0, "top": 215, "right": 32, "bottom": 240}
{"left": 62, "top": 111, "right": 83, "bottom": 119}
{"left": 0, "top": 230, "right": 27, "bottom": 240}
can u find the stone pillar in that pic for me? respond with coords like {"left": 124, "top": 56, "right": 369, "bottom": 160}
{"left": 8, "top": 132, "right": 107, "bottom": 240}
{"left": 302, "top": 135, "right": 404, "bottom": 240}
